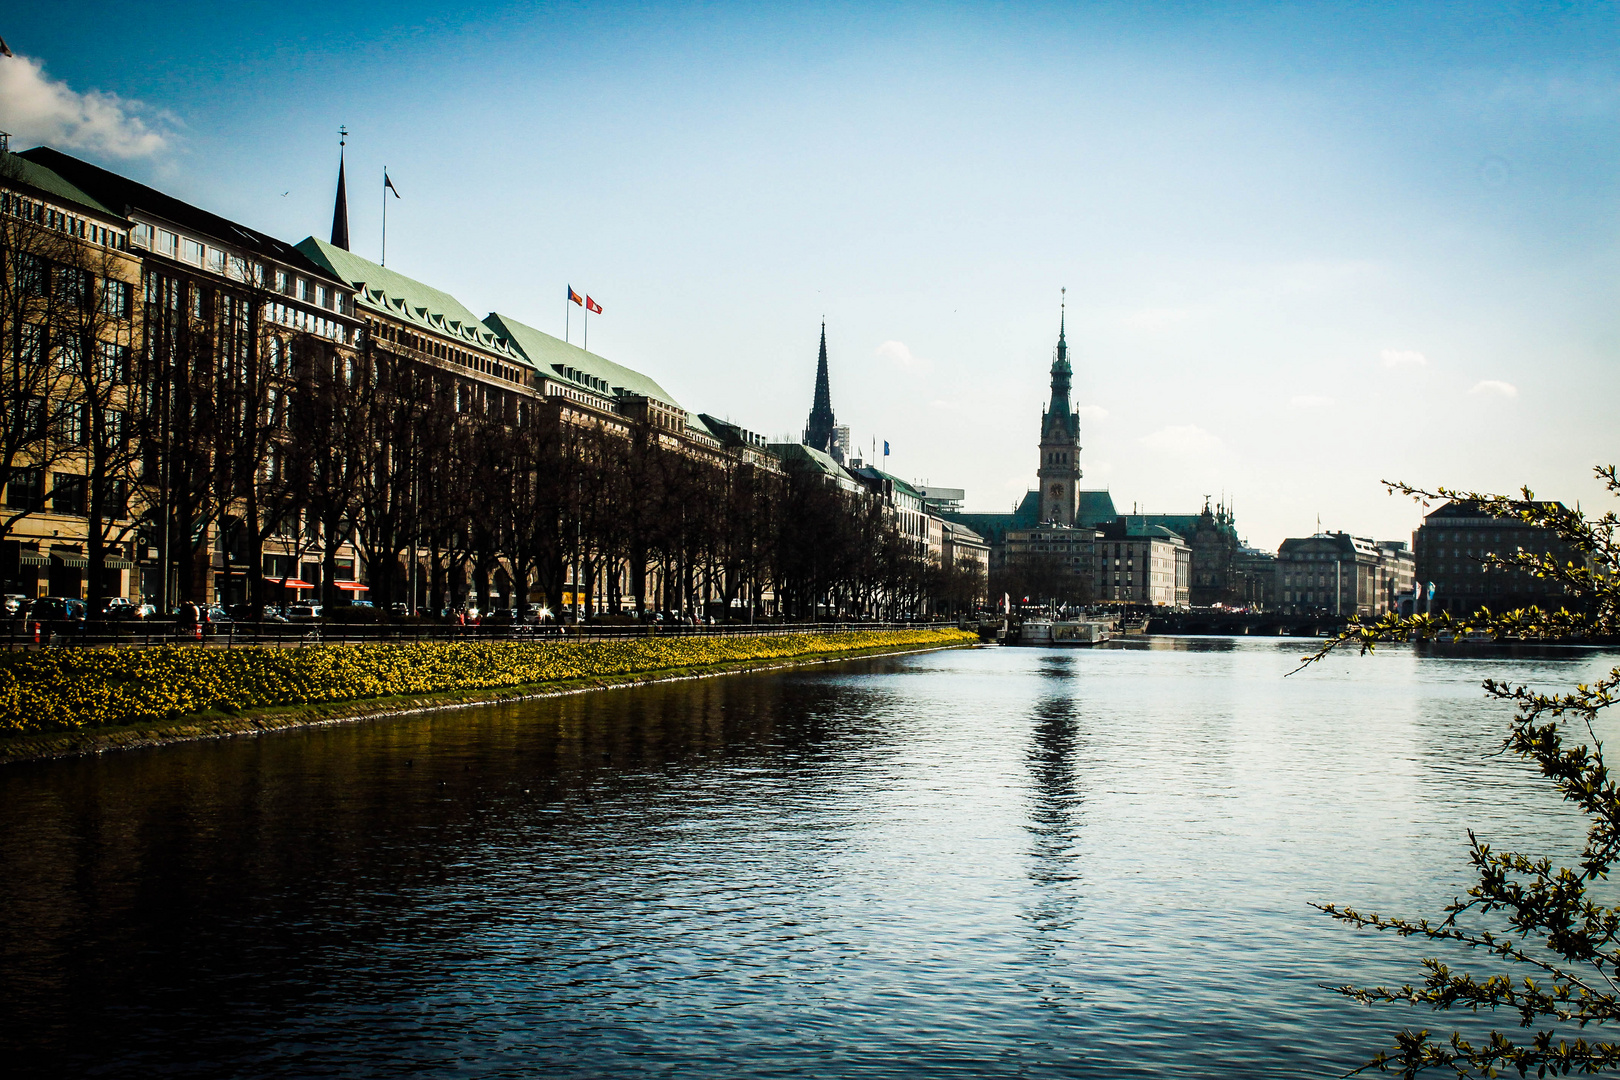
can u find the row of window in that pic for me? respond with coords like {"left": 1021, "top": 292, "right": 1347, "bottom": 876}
{"left": 2, "top": 193, "right": 129, "bottom": 249}
{"left": 3, "top": 471, "right": 127, "bottom": 515}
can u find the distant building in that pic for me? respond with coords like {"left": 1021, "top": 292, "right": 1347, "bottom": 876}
{"left": 1000, "top": 524, "right": 1100, "bottom": 605}
{"left": 1276, "top": 532, "right": 1409, "bottom": 617}
{"left": 1232, "top": 546, "right": 1277, "bottom": 609}
{"left": 1414, "top": 500, "right": 1577, "bottom": 614}
{"left": 916, "top": 486, "right": 965, "bottom": 514}
{"left": 849, "top": 465, "right": 930, "bottom": 555}
{"left": 1096, "top": 518, "right": 1191, "bottom": 607}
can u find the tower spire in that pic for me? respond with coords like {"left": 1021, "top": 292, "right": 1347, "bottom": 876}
{"left": 330, "top": 126, "right": 350, "bottom": 251}
{"left": 804, "top": 320, "right": 839, "bottom": 460}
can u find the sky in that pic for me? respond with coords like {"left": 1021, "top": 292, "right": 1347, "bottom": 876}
{"left": 2, "top": 1, "right": 1616, "bottom": 549}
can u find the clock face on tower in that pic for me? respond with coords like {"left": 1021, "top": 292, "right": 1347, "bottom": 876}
{"left": 1050, "top": 484, "right": 1062, "bottom": 496}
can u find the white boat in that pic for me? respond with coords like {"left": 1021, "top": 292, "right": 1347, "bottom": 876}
{"left": 1019, "top": 618, "right": 1111, "bottom": 646}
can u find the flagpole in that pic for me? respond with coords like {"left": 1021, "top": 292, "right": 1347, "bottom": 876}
{"left": 584, "top": 307, "right": 588, "bottom": 352}
{"left": 565, "top": 293, "right": 570, "bottom": 344}
{"left": 381, "top": 166, "right": 387, "bottom": 266}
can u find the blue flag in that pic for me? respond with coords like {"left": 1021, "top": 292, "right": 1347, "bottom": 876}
{"left": 883, "top": 440, "right": 890, "bottom": 456}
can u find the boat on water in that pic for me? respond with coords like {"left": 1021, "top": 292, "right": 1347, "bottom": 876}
{"left": 1019, "top": 618, "right": 1112, "bottom": 646}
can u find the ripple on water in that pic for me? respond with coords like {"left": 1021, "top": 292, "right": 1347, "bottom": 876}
{"left": 0, "top": 639, "right": 1614, "bottom": 1078}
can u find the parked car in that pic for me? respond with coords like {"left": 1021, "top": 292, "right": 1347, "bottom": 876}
{"left": 26, "top": 597, "right": 87, "bottom": 639}
{"left": 134, "top": 602, "right": 157, "bottom": 619}
{"left": 286, "top": 601, "right": 323, "bottom": 620}
{"left": 90, "top": 597, "right": 136, "bottom": 620}
{"left": 3, "top": 593, "right": 29, "bottom": 616}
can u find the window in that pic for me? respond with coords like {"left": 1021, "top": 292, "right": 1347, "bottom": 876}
{"left": 61, "top": 406, "right": 84, "bottom": 445}
{"left": 101, "top": 278, "right": 132, "bottom": 318}
{"left": 104, "top": 409, "right": 125, "bottom": 444}
{"left": 268, "top": 336, "right": 283, "bottom": 374}
{"left": 208, "top": 248, "right": 226, "bottom": 273}
{"left": 296, "top": 278, "right": 310, "bottom": 302}
{"left": 94, "top": 342, "right": 123, "bottom": 383}
{"left": 132, "top": 222, "right": 154, "bottom": 248}
{"left": 180, "top": 238, "right": 204, "bottom": 264}
{"left": 50, "top": 474, "right": 86, "bottom": 516}
{"left": 6, "top": 469, "right": 41, "bottom": 511}
{"left": 55, "top": 335, "right": 81, "bottom": 374}
{"left": 316, "top": 285, "right": 329, "bottom": 309}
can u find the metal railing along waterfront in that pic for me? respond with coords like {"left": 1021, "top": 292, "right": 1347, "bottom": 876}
{"left": 3, "top": 619, "right": 944, "bottom": 651}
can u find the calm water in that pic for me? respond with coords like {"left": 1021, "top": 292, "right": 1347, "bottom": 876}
{"left": 2, "top": 638, "right": 1615, "bottom": 1078}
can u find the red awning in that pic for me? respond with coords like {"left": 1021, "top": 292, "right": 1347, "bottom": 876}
{"left": 271, "top": 579, "right": 314, "bottom": 589}
{"left": 333, "top": 581, "right": 370, "bottom": 591}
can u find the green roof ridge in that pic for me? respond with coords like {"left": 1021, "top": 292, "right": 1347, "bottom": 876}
{"left": 483, "top": 312, "right": 681, "bottom": 409}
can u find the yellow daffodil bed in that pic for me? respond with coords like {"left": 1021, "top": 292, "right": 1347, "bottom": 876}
{"left": 0, "top": 628, "right": 976, "bottom": 735}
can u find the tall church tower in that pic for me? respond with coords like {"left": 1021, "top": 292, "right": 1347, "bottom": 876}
{"left": 1037, "top": 293, "right": 1081, "bottom": 524}
{"left": 803, "top": 321, "right": 841, "bottom": 462}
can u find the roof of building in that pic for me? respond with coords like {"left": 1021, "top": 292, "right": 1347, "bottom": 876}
{"left": 768, "top": 441, "right": 855, "bottom": 484}
{"left": 849, "top": 465, "right": 923, "bottom": 499}
{"left": 943, "top": 520, "right": 987, "bottom": 545}
{"left": 298, "top": 237, "right": 513, "bottom": 353}
{"left": 1076, "top": 490, "right": 1119, "bottom": 527}
{"left": 25, "top": 147, "right": 341, "bottom": 278}
{"left": 1102, "top": 517, "right": 1189, "bottom": 543}
{"left": 1424, "top": 499, "right": 1567, "bottom": 522}
{"left": 0, "top": 151, "right": 120, "bottom": 218}
{"left": 485, "top": 312, "right": 680, "bottom": 407}
{"left": 1278, "top": 532, "right": 1379, "bottom": 557}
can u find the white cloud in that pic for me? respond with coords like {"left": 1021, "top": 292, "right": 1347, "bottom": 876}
{"left": 1289, "top": 394, "right": 1333, "bottom": 409}
{"left": 875, "top": 340, "right": 930, "bottom": 372}
{"left": 1075, "top": 404, "right": 1109, "bottom": 421}
{"left": 0, "top": 54, "right": 175, "bottom": 159}
{"left": 1139, "top": 424, "right": 1221, "bottom": 456}
{"left": 1380, "top": 349, "right": 1427, "bottom": 368}
{"left": 1470, "top": 379, "right": 1518, "bottom": 398}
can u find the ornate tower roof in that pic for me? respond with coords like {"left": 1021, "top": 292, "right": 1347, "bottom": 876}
{"left": 1042, "top": 290, "right": 1078, "bottom": 444}
{"left": 804, "top": 321, "right": 839, "bottom": 459}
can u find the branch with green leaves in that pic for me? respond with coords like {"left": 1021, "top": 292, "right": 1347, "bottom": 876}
{"left": 1300, "top": 465, "right": 1620, "bottom": 1077}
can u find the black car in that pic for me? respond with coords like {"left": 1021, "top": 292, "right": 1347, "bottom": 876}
{"left": 26, "top": 597, "right": 87, "bottom": 640}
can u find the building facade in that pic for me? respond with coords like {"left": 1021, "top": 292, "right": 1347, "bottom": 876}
{"left": 1413, "top": 500, "right": 1577, "bottom": 615}
{"left": 1276, "top": 532, "right": 1410, "bottom": 617}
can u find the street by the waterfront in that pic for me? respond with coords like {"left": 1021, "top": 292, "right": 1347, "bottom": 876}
{"left": 1, "top": 639, "right": 1611, "bottom": 1078}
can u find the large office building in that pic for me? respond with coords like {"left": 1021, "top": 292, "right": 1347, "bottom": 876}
{"left": 1413, "top": 500, "right": 1577, "bottom": 615}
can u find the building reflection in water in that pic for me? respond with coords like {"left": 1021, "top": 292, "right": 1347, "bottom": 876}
{"left": 1020, "top": 652, "right": 1088, "bottom": 1011}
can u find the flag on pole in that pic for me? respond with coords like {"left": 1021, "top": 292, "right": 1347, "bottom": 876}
{"left": 883, "top": 440, "right": 890, "bottom": 456}
{"left": 585, "top": 296, "right": 603, "bottom": 314}
{"left": 568, "top": 286, "right": 584, "bottom": 306}
{"left": 384, "top": 172, "right": 401, "bottom": 197}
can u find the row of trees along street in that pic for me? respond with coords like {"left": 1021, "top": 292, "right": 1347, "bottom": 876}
{"left": 1, "top": 178, "right": 986, "bottom": 620}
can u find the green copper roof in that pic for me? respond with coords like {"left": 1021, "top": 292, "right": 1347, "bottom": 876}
{"left": 767, "top": 442, "right": 855, "bottom": 483}
{"left": 0, "top": 152, "right": 121, "bottom": 219}
{"left": 851, "top": 465, "right": 923, "bottom": 499}
{"left": 296, "top": 236, "right": 516, "bottom": 356}
{"left": 484, "top": 312, "right": 681, "bottom": 409}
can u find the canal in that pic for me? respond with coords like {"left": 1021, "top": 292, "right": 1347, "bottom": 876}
{"left": 0, "top": 638, "right": 1611, "bottom": 1077}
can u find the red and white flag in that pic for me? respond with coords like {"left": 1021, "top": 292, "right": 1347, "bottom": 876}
{"left": 585, "top": 296, "right": 603, "bottom": 314}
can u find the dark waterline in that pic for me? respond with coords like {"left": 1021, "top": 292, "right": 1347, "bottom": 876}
{"left": 1, "top": 638, "right": 1615, "bottom": 1078}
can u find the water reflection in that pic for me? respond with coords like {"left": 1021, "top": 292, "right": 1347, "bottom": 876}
{"left": 0, "top": 641, "right": 1613, "bottom": 1078}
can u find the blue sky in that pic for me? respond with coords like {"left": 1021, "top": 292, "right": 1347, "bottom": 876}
{"left": 4, "top": 1, "right": 1616, "bottom": 547}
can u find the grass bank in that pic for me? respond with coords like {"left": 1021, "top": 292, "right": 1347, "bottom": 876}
{"left": 0, "top": 628, "right": 976, "bottom": 764}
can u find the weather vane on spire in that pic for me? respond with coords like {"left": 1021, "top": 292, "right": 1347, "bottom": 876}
{"left": 339, "top": 125, "right": 348, "bottom": 149}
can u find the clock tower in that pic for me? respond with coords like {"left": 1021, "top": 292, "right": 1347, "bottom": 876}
{"left": 1037, "top": 294, "right": 1081, "bottom": 524}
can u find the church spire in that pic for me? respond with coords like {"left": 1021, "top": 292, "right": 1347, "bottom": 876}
{"left": 804, "top": 321, "right": 839, "bottom": 459}
{"left": 330, "top": 126, "right": 350, "bottom": 251}
{"left": 1048, "top": 287, "right": 1072, "bottom": 417}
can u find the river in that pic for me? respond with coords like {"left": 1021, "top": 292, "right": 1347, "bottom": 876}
{"left": 1, "top": 638, "right": 1614, "bottom": 1078}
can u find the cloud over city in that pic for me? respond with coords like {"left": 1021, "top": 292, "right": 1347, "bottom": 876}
{"left": 1470, "top": 379, "right": 1519, "bottom": 397}
{"left": 0, "top": 54, "right": 174, "bottom": 159}
{"left": 875, "top": 340, "right": 930, "bottom": 373}
{"left": 1380, "top": 349, "right": 1427, "bottom": 368}
{"left": 1139, "top": 424, "right": 1221, "bottom": 456}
